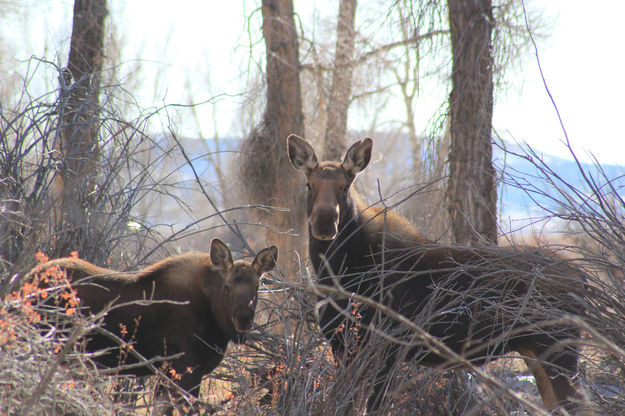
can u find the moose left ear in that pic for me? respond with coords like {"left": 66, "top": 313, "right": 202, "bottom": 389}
{"left": 210, "top": 238, "right": 233, "bottom": 270}
{"left": 252, "top": 246, "right": 278, "bottom": 275}
{"left": 342, "top": 138, "right": 373, "bottom": 177}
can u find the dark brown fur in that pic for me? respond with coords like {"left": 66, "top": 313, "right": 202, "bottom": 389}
{"left": 287, "top": 134, "right": 588, "bottom": 414}
{"left": 28, "top": 239, "right": 277, "bottom": 413}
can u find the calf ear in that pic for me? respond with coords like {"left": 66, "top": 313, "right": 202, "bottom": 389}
{"left": 342, "top": 138, "right": 372, "bottom": 177}
{"left": 210, "top": 238, "right": 233, "bottom": 270}
{"left": 252, "top": 246, "right": 278, "bottom": 275}
{"left": 287, "top": 134, "right": 318, "bottom": 176}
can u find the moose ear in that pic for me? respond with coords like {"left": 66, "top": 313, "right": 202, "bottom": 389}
{"left": 210, "top": 238, "right": 233, "bottom": 270}
{"left": 287, "top": 134, "right": 318, "bottom": 176}
{"left": 342, "top": 138, "right": 372, "bottom": 177}
{"left": 252, "top": 246, "right": 278, "bottom": 275}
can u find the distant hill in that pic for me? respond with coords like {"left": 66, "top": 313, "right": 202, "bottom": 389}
{"left": 168, "top": 135, "right": 624, "bottom": 227}
{"left": 492, "top": 142, "right": 625, "bottom": 221}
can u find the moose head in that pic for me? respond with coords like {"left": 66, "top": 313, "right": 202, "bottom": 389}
{"left": 287, "top": 134, "right": 372, "bottom": 241}
{"left": 207, "top": 238, "right": 278, "bottom": 335}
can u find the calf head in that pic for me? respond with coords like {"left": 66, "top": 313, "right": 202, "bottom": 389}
{"left": 208, "top": 239, "right": 278, "bottom": 335}
{"left": 287, "top": 134, "right": 372, "bottom": 241}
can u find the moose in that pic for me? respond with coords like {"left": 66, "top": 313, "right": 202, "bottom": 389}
{"left": 29, "top": 238, "right": 277, "bottom": 414}
{"left": 287, "top": 134, "right": 588, "bottom": 414}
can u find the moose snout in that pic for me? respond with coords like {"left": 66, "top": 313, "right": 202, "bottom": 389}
{"left": 233, "top": 307, "right": 255, "bottom": 333}
{"left": 310, "top": 205, "right": 339, "bottom": 241}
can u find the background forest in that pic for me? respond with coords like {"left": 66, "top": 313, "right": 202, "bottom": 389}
{"left": 1, "top": 0, "right": 625, "bottom": 415}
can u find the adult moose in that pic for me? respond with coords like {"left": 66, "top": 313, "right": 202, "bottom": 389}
{"left": 287, "top": 134, "right": 587, "bottom": 414}
{"left": 29, "top": 239, "right": 277, "bottom": 415}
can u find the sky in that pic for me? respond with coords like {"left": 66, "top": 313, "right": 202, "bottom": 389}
{"left": 3, "top": 1, "right": 625, "bottom": 165}
{"left": 494, "top": 0, "right": 625, "bottom": 165}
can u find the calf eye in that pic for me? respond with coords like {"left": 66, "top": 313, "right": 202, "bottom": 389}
{"left": 343, "top": 185, "right": 350, "bottom": 194}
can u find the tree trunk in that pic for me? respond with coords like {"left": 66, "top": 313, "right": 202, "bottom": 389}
{"left": 240, "top": 0, "right": 305, "bottom": 272}
{"left": 446, "top": 0, "right": 497, "bottom": 246}
{"left": 323, "top": 0, "right": 357, "bottom": 160}
{"left": 53, "top": 0, "right": 107, "bottom": 233}
{"left": 262, "top": 0, "right": 304, "bottom": 148}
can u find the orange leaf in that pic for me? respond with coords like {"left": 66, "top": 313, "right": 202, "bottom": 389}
{"left": 35, "top": 251, "right": 49, "bottom": 263}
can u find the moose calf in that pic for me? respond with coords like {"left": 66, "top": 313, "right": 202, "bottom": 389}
{"left": 29, "top": 238, "right": 277, "bottom": 414}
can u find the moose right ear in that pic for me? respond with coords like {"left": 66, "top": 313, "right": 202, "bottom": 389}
{"left": 287, "top": 134, "right": 318, "bottom": 176}
{"left": 210, "top": 238, "right": 233, "bottom": 270}
{"left": 342, "top": 138, "right": 372, "bottom": 177}
{"left": 252, "top": 246, "right": 278, "bottom": 275}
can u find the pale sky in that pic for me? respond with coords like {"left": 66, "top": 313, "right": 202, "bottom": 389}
{"left": 495, "top": 0, "right": 625, "bottom": 165}
{"left": 3, "top": 1, "right": 625, "bottom": 165}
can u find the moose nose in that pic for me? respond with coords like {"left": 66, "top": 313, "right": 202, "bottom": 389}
{"left": 311, "top": 206, "right": 339, "bottom": 240}
{"left": 234, "top": 307, "right": 255, "bottom": 332}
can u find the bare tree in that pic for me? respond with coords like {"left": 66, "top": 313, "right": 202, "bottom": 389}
{"left": 393, "top": 5, "right": 421, "bottom": 173}
{"left": 446, "top": 0, "right": 497, "bottom": 246}
{"left": 240, "top": 0, "right": 305, "bottom": 272}
{"left": 323, "top": 0, "right": 357, "bottom": 160}
{"left": 52, "top": 0, "right": 107, "bottom": 234}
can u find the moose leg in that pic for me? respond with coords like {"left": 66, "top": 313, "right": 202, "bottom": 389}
{"left": 517, "top": 345, "right": 559, "bottom": 411}
{"left": 110, "top": 376, "right": 145, "bottom": 407}
{"left": 329, "top": 342, "right": 361, "bottom": 416}
{"left": 365, "top": 352, "right": 399, "bottom": 415}
{"left": 517, "top": 343, "right": 584, "bottom": 415}
{"left": 151, "top": 376, "right": 203, "bottom": 416}
{"left": 151, "top": 382, "right": 177, "bottom": 416}
{"left": 149, "top": 363, "right": 205, "bottom": 416}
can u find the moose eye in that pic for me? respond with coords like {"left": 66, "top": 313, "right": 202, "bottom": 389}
{"left": 306, "top": 183, "right": 312, "bottom": 191}
{"left": 343, "top": 185, "right": 350, "bottom": 194}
